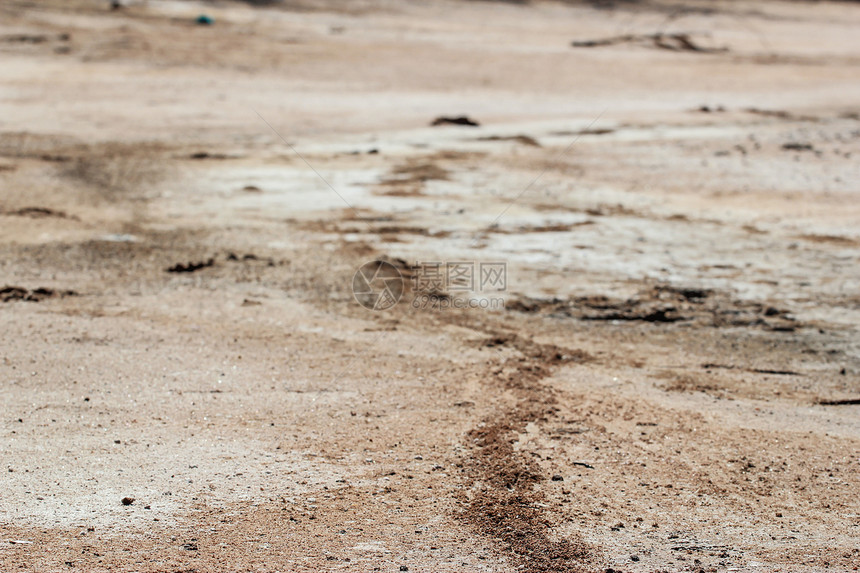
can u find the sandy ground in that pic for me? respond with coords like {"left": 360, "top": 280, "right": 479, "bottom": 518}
{"left": 1, "top": 1, "right": 859, "bottom": 571}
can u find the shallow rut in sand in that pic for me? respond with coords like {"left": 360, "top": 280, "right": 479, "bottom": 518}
{"left": 453, "top": 329, "right": 602, "bottom": 572}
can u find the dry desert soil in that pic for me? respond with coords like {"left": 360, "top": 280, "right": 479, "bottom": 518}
{"left": 1, "top": 0, "right": 859, "bottom": 571}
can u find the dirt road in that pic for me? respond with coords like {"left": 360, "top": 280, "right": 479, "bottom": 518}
{"left": 1, "top": 1, "right": 859, "bottom": 571}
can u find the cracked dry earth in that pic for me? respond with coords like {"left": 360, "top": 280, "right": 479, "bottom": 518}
{"left": 2, "top": 0, "right": 860, "bottom": 572}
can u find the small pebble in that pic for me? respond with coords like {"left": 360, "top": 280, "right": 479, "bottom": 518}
{"left": 121, "top": 497, "right": 134, "bottom": 505}
{"left": 551, "top": 475, "right": 564, "bottom": 481}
